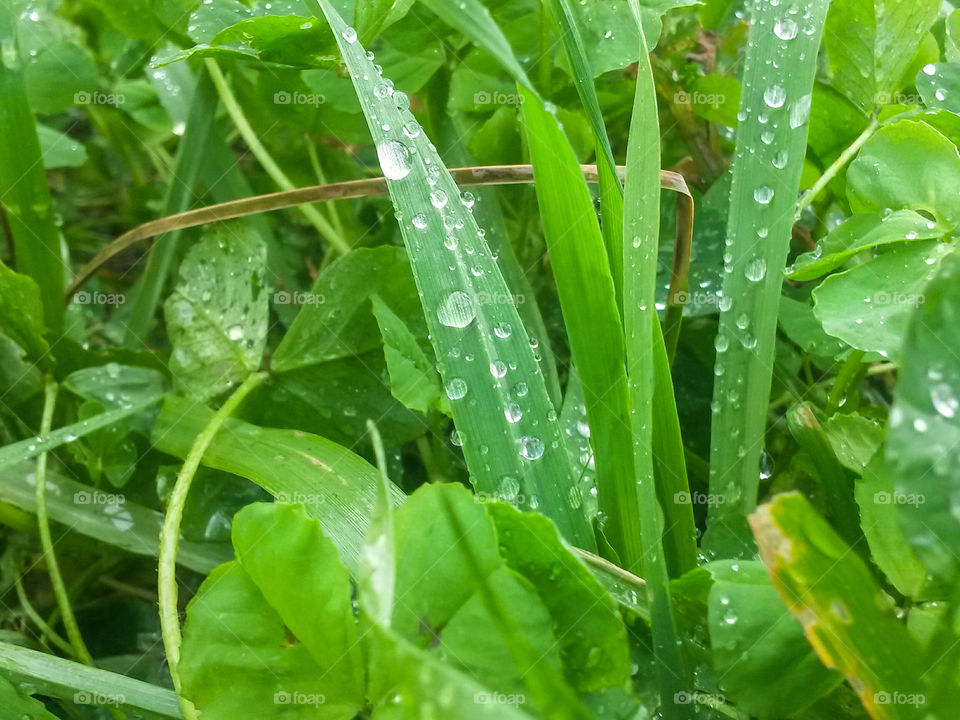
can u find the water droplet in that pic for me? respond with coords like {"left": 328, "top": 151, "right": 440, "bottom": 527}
{"left": 754, "top": 186, "right": 774, "bottom": 205}
{"left": 774, "top": 17, "right": 798, "bottom": 40}
{"left": 341, "top": 26, "right": 358, "bottom": 43}
{"left": 228, "top": 325, "right": 243, "bottom": 341}
{"left": 931, "top": 383, "right": 958, "bottom": 418}
{"left": 412, "top": 213, "right": 427, "bottom": 229}
{"left": 519, "top": 436, "right": 545, "bottom": 460}
{"left": 430, "top": 189, "right": 448, "bottom": 209}
{"left": 377, "top": 139, "right": 412, "bottom": 180}
{"left": 745, "top": 257, "right": 767, "bottom": 281}
{"left": 489, "top": 361, "right": 507, "bottom": 378}
{"left": 763, "top": 84, "right": 786, "bottom": 108}
{"left": 445, "top": 377, "right": 468, "bottom": 400}
{"left": 437, "top": 291, "right": 476, "bottom": 328}
{"left": 789, "top": 94, "right": 812, "bottom": 128}
{"left": 505, "top": 402, "right": 523, "bottom": 423}
{"left": 493, "top": 322, "right": 512, "bottom": 339}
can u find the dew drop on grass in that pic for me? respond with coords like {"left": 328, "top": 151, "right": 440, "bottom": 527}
{"left": 499, "top": 475, "right": 520, "bottom": 498}
{"left": 744, "top": 257, "right": 767, "bottom": 281}
{"left": 789, "top": 94, "right": 812, "bottom": 128}
{"left": 430, "top": 189, "right": 448, "bottom": 209}
{"left": 493, "top": 321, "right": 512, "bottom": 339}
{"left": 412, "top": 213, "right": 427, "bottom": 229}
{"left": 443, "top": 234, "right": 458, "bottom": 250}
{"left": 445, "top": 377, "right": 468, "bottom": 400}
{"left": 754, "top": 186, "right": 774, "bottom": 205}
{"left": 505, "top": 402, "right": 523, "bottom": 423}
{"left": 774, "top": 17, "right": 798, "bottom": 40}
{"left": 489, "top": 361, "right": 507, "bottom": 378}
{"left": 437, "top": 291, "right": 476, "bottom": 328}
{"left": 714, "top": 334, "right": 729, "bottom": 353}
{"left": 931, "top": 383, "right": 959, "bottom": 418}
{"left": 519, "top": 436, "right": 545, "bottom": 460}
{"left": 763, "top": 84, "right": 786, "bottom": 108}
{"left": 341, "top": 26, "right": 358, "bottom": 43}
{"left": 377, "top": 139, "right": 412, "bottom": 180}
{"left": 228, "top": 325, "right": 243, "bottom": 341}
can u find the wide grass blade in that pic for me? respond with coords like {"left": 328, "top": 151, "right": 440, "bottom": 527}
{"left": 706, "top": 0, "right": 830, "bottom": 555}
{"left": 521, "top": 88, "right": 638, "bottom": 569}
{"left": 124, "top": 69, "right": 219, "bottom": 343}
{"left": 622, "top": 5, "right": 692, "bottom": 715}
{"left": 0, "top": 641, "right": 183, "bottom": 720}
{"left": 0, "top": 3, "right": 64, "bottom": 333}
{"left": 316, "top": 0, "right": 595, "bottom": 550}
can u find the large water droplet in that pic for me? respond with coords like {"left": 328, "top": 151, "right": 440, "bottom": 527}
{"left": 437, "top": 291, "right": 476, "bottom": 328}
{"left": 341, "top": 26, "right": 358, "bottom": 43}
{"left": 744, "top": 257, "right": 767, "bottom": 282}
{"left": 377, "top": 139, "right": 412, "bottom": 180}
{"left": 763, "top": 84, "right": 786, "bottom": 108}
{"left": 774, "top": 17, "right": 798, "bottom": 40}
{"left": 754, "top": 186, "right": 774, "bottom": 205}
{"left": 445, "top": 377, "right": 468, "bottom": 400}
{"left": 519, "top": 436, "right": 545, "bottom": 460}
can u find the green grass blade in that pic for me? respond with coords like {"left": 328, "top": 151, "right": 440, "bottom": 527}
{"left": 124, "top": 69, "right": 219, "bottom": 343}
{"left": 316, "top": 0, "right": 595, "bottom": 551}
{"left": 0, "top": 4, "right": 64, "bottom": 333}
{"left": 706, "top": 0, "right": 830, "bottom": 556}
{"left": 622, "top": 5, "right": 692, "bottom": 715}
{"left": 521, "top": 87, "right": 638, "bottom": 569}
{"left": 0, "top": 641, "right": 183, "bottom": 720}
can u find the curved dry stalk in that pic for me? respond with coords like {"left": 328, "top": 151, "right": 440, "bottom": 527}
{"left": 68, "top": 165, "right": 692, "bottom": 297}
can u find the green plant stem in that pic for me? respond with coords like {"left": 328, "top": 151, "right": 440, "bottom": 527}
{"left": 35, "top": 378, "right": 92, "bottom": 666}
{"left": 13, "top": 566, "right": 75, "bottom": 657}
{"left": 826, "top": 349, "right": 866, "bottom": 414}
{"left": 797, "top": 117, "right": 879, "bottom": 217}
{"left": 158, "top": 371, "right": 267, "bottom": 720}
{"left": 204, "top": 60, "right": 349, "bottom": 254}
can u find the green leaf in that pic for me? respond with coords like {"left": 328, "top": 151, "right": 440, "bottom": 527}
{"left": 0, "top": 3, "right": 64, "bottom": 333}
{"left": 0, "top": 640, "right": 183, "bottom": 720}
{"left": 272, "top": 246, "right": 422, "bottom": 370}
{"left": 151, "top": 394, "right": 406, "bottom": 570}
{"left": 36, "top": 123, "right": 87, "bottom": 168}
{"left": 916, "top": 62, "right": 960, "bottom": 114}
{"left": 947, "top": 10, "right": 960, "bottom": 64}
{"left": 371, "top": 294, "right": 443, "bottom": 414}
{"left": 706, "top": 560, "right": 842, "bottom": 718}
{"left": 778, "top": 296, "right": 847, "bottom": 362}
{"left": 0, "top": 260, "right": 50, "bottom": 366}
{"left": 884, "top": 250, "right": 960, "bottom": 583}
{"left": 689, "top": 75, "right": 742, "bottom": 127}
{"left": 487, "top": 503, "right": 632, "bottom": 693}
{"left": 823, "top": 413, "right": 883, "bottom": 474}
{"left": 750, "top": 493, "right": 926, "bottom": 720}
{"left": 786, "top": 211, "right": 946, "bottom": 282}
{"left": 812, "top": 240, "right": 953, "bottom": 361}
{"left": 317, "top": 0, "right": 594, "bottom": 550}
{"left": 0, "top": 673, "right": 61, "bottom": 719}
{"left": 824, "top": 0, "right": 939, "bottom": 110}
{"left": 706, "top": 0, "right": 831, "bottom": 556}
{"left": 846, "top": 120, "right": 960, "bottom": 227}
{"left": 164, "top": 224, "right": 268, "bottom": 400}
{"left": 521, "top": 87, "right": 635, "bottom": 567}
{"left": 63, "top": 364, "right": 167, "bottom": 411}
{"left": 205, "top": 15, "right": 338, "bottom": 68}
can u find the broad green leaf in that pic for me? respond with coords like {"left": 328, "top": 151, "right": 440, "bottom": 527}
{"left": 948, "top": 10, "right": 960, "bottom": 64}
{"left": 0, "top": 674, "right": 61, "bottom": 719}
{"left": 707, "top": 0, "right": 830, "bottom": 555}
{"left": 36, "top": 122, "right": 87, "bottom": 168}
{"left": 0, "top": 260, "right": 49, "bottom": 365}
{"left": 778, "top": 296, "right": 847, "bottom": 363}
{"left": 317, "top": 0, "right": 594, "bottom": 549}
{"left": 0, "top": 2, "right": 64, "bottom": 332}
{"left": 823, "top": 413, "right": 883, "bottom": 474}
{"left": 916, "top": 62, "right": 960, "bottom": 114}
{"left": 355, "top": 0, "right": 413, "bottom": 41}
{"left": 813, "top": 240, "right": 953, "bottom": 361}
{"left": 180, "top": 563, "right": 359, "bottom": 720}
{"left": 0, "top": 640, "right": 182, "bottom": 720}
{"left": 846, "top": 120, "right": 960, "bottom": 227}
{"left": 885, "top": 250, "right": 960, "bottom": 583}
{"left": 63, "top": 364, "right": 167, "bottom": 412}
{"left": 370, "top": 294, "right": 443, "bottom": 414}
{"left": 807, "top": 82, "right": 871, "bottom": 161}
{"left": 786, "top": 211, "right": 946, "bottom": 282}
{"left": 164, "top": 224, "right": 268, "bottom": 400}
{"left": 231, "top": 503, "right": 364, "bottom": 695}
{"left": 205, "top": 16, "right": 338, "bottom": 67}
{"left": 750, "top": 493, "right": 926, "bottom": 720}
{"left": 706, "top": 560, "right": 842, "bottom": 718}
{"left": 855, "top": 456, "right": 935, "bottom": 600}
{"left": 824, "top": 0, "right": 939, "bottom": 110}
{"left": 83, "top": 0, "right": 197, "bottom": 43}
{"left": 272, "top": 247, "right": 422, "bottom": 370}
{"left": 151, "top": 394, "right": 406, "bottom": 570}
{"left": 689, "top": 75, "right": 742, "bottom": 127}
{"left": 521, "top": 87, "right": 636, "bottom": 567}
{"left": 487, "top": 503, "right": 632, "bottom": 693}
